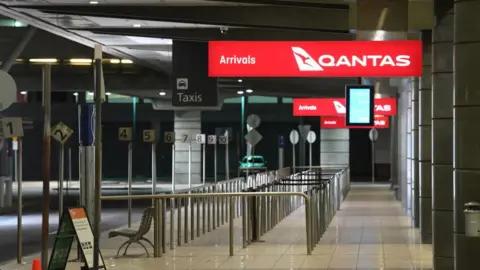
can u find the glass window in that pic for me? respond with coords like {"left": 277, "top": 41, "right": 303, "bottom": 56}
{"left": 224, "top": 97, "right": 242, "bottom": 103}
{"left": 282, "top": 97, "right": 293, "bottom": 103}
{"left": 248, "top": 96, "right": 278, "bottom": 103}
{"left": 108, "top": 94, "right": 135, "bottom": 103}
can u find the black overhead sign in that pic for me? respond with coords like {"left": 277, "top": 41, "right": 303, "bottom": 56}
{"left": 172, "top": 41, "right": 218, "bottom": 108}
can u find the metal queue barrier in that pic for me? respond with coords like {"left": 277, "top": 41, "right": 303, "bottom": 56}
{"left": 101, "top": 191, "right": 312, "bottom": 257}
{"left": 98, "top": 166, "right": 349, "bottom": 259}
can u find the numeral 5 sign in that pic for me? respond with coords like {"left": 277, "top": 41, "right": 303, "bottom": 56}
{"left": 142, "top": 129, "right": 156, "bottom": 142}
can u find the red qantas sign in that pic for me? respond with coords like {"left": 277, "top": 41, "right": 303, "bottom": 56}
{"left": 293, "top": 97, "right": 396, "bottom": 117}
{"left": 321, "top": 116, "right": 390, "bottom": 129}
{"left": 208, "top": 41, "right": 422, "bottom": 77}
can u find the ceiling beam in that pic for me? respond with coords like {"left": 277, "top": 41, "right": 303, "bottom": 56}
{"left": 205, "top": 0, "right": 348, "bottom": 9}
{"left": 77, "top": 27, "right": 352, "bottom": 42}
{"left": 12, "top": 5, "right": 350, "bottom": 32}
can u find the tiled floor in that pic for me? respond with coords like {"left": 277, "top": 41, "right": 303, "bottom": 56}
{"left": 1, "top": 183, "right": 432, "bottom": 269}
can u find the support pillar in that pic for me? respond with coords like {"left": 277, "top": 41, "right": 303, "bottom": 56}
{"left": 453, "top": 1, "right": 480, "bottom": 269}
{"left": 419, "top": 31, "right": 432, "bottom": 244}
{"left": 412, "top": 78, "right": 420, "bottom": 228}
{"left": 432, "top": 8, "right": 454, "bottom": 268}
{"left": 406, "top": 86, "right": 412, "bottom": 216}
{"left": 174, "top": 111, "right": 201, "bottom": 185}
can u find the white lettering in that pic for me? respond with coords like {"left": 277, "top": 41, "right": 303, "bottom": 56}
{"left": 374, "top": 120, "right": 386, "bottom": 126}
{"left": 177, "top": 92, "right": 203, "bottom": 103}
{"left": 219, "top": 55, "right": 256, "bottom": 65}
{"left": 379, "top": 55, "right": 395, "bottom": 66}
{"left": 324, "top": 121, "right": 337, "bottom": 125}
{"left": 318, "top": 55, "right": 335, "bottom": 67}
{"left": 299, "top": 105, "right": 317, "bottom": 111}
{"left": 351, "top": 55, "right": 366, "bottom": 67}
{"left": 375, "top": 104, "right": 391, "bottom": 112}
{"left": 335, "top": 55, "right": 350, "bottom": 66}
{"left": 396, "top": 55, "right": 410, "bottom": 66}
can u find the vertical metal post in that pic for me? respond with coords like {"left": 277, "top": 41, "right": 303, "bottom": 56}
{"left": 127, "top": 141, "right": 133, "bottom": 227}
{"left": 151, "top": 143, "right": 157, "bottom": 197}
{"left": 229, "top": 196, "right": 234, "bottom": 256}
{"left": 188, "top": 144, "right": 192, "bottom": 189}
{"left": 41, "top": 64, "right": 52, "bottom": 270}
{"left": 202, "top": 143, "right": 206, "bottom": 185}
{"left": 172, "top": 144, "right": 176, "bottom": 193}
{"left": 225, "top": 140, "right": 230, "bottom": 180}
{"left": 308, "top": 143, "right": 312, "bottom": 169}
{"left": 214, "top": 144, "right": 217, "bottom": 183}
{"left": 170, "top": 198, "right": 174, "bottom": 250}
{"left": 372, "top": 141, "right": 375, "bottom": 183}
{"left": 292, "top": 144, "right": 296, "bottom": 168}
{"left": 93, "top": 56, "right": 103, "bottom": 270}
{"left": 59, "top": 143, "right": 64, "bottom": 220}
{"left": 153, "top": 199, "right": 161, "bottom": 257}
{"left": 16, "top": 138, "right": 22, "bottom": 263}
{"left": 68, "top": 147, "right": 71, "bottom": 195}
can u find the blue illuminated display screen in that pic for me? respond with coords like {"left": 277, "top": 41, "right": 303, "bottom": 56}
{"left": 345, "top": 85, "right": 374, "bottom": 126}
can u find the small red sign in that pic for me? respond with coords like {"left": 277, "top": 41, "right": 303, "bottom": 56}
{"left": 208, "top": 41, "right": 422, "bottom": 77}
{"left": 293, "top": 97, "right": 396, "bottom": 117}
{"left": 321, "top": 116, "right": 390, "bottom": 129}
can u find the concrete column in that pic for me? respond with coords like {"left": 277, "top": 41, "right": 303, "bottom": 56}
{"left": 432, "top": 8, "right": 454, "bottom": 268}
{"left": 454, "top": 1, "right": 480, "bottom": 269}
{"left": 412, "top": 77, "right": 420, "bottom": 228}
{"left": 419, "top": 31, "right": 432, "bottom": 244}
{"left": 406, "top": 87, "right": 412, "bottom": 216}
{"left": 398, "top": 81, "right": 410, "bottom": 212}
{"left": 174, "top": 111, "right": 201, "bottom": 185}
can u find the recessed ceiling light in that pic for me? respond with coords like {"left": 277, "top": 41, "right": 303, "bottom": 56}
{"left": 237, "top": 90, "right": 244, "bottom": 95}
{"left": 121, "top": 59, "right": 133, "bottom": 64}
{"left": 106, "top": 92, "right": 111, "bottom": 96}
{"left": 89, "top": 1, "right": 98, "bottom": 4}
{"left": 133, "top": 24, "right": 141, "bottom": 28}
{"left": 246, "top": 89, "right": 253, "bottom": 93}
{"left": 87, "top": 92, "right": 94, "bottom": 96}
{"left": 238, "top": 79, "right": 243, "bottom": 83}
{"left": 159, "top": 91, "right": 166, "bottom": 96}
{"left": 73, "top": 92, "right": 78, "bottom": 96}
{"left": 20, "top": 91, "right": 27, "bottom": 95}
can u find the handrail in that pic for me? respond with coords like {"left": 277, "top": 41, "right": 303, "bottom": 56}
{"left": 100, "top": 191, "right": 312, "bottom": 256}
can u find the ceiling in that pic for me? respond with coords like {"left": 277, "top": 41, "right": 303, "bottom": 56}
{"left": 0, "top": 0, "right": 432, "bottom": 99}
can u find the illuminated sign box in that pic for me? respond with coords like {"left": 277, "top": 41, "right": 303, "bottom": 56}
{"left": 345, "top": 85, "right": 375, "bottom": 127}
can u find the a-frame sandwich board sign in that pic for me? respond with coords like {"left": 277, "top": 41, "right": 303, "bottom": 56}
{"left": 48, "top": 207, "right": 106, "bottom": 270}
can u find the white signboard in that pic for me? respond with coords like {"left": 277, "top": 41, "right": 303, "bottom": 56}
{"left": 164, "top": 131, "right": 175, "bottom": 143}
{"left": 207, "top": 135, "right": 217, "bottom": 144}
{"left": 306, "top": 131, "right": 317, "bottom": 144}
{"left": 1, "top": 117, "right": 23, "bottom": 138}
{"left": 51, "top": 122, "right": 74, "bottom": 144}
{"left": 369, "top": 128, "right": 379, "bottom": 141}
{"left": 176, "top": 78, "right": 188, "bottom": 90}
{"left": 196, "top": 134, "right": 206, "bottom": 144}
{"left": 219, "top": 136, "right": 228, "bottom": 145}
{"left": 289, "top": 130, "right": 299, "bottom": 145}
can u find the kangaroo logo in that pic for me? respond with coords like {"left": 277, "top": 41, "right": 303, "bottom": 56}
{"left": 291, "top": 47, "right": 323, "bottom": 71}
{"left": 333, "top": 101, "right": 346, "bottom": 113}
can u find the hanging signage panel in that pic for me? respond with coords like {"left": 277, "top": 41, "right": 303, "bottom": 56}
{"left": 345, "top": 85, "right": 375, "bottom": 126}
{"left": 208, "top": 40, "right": 422, "bottom": 77}
{"left": 293, "top": 97, "right": 396, "bottom": 116}
{"left": 320, "top": 116, "right": 390, "bottom": 129}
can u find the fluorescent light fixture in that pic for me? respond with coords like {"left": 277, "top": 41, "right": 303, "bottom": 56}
{"left": 110, "top": 59, "right": 121, "bottom": 64}
{"left": 238, "top": 79, "right": 243, "bottom": 83}
{"left": 126, "top": 36, "right": 172, "bottom": 45}
{"left": 133, "top": 24, "right": 141, "bottom": 28}
{"left": 69, "top": 58, "right": 92, "bottom": 63}
{"left": 20, "top": 91, "right": 27, "bottom": 95}
{"left": 106, "top": 92, "right": 111, "bottom": 96}
{"left": 73, "top": 92, "right": 78, "bottom": 96}
{"left": 89, "top": 1, "right": 98, "bottom": 4}
{"left": 246, "top": 89, "right": 253, "bottom": 93}
{"left": 87, "top": 92, "right": 94, "bottom": 96}
{"left": 29, "top": 58, "right": 58, "bottom": 63}
{"left": 121, "top": 59, "right": 133, "bottom": 64}
{"left": 373, "top": 30, "right": 386, "bottom": 41}
{"left": 159, "top": 91, "right": 166, "bottom": 96}
{"left": 237, "top": 90, "right": 244, "bottom": 95}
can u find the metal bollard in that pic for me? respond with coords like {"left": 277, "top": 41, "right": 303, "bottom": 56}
{"left": 170, "top": 198, "right": 175, "bottom": 250}
{"left": 242, "top": 196, "right": 247, "bottom": 248}
{"left": 162, "top": 198, "right": 166, "bottom": 253}
{"left": 191, "top": 194, "right": 195, "bottom": 241}
{"left": 229, "top": 196, "right": 234, "bottom": 256}
{"left": 196, "top": 196, "right": 200, "bottom": 237}
{"left": 177, "top": 198, "right": 182, "bottom": 246}
{"left": 202, "top": 188, "right": 206, "bottom": 234}
{"left": 153, "top": 199, "right": 162, "bottom": 257}
{"left": 184, "top": 197, "right": 189, "bottom": 243}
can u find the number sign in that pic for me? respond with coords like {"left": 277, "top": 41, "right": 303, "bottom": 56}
{"left": 164, "top": 132, "right": 175, "bottom": 143}
{"left": 208, "top": 135, "right": 217, "bottom": 144}
{"left": 219, "top": 136, "right": 228, "bottom": 145}
{"left": 196, "top": 134, "right": 206, "bottom": 144}
{"left": 1, "top": 117, "right": 23, "bottom": 138}
{"left": 143, "top": 129, "right": 156, "bottom": 142}
{"left": 51, "top": 122, "right": 74, "bottom": 144}
{"left": 118, "top": 127, "right": 132, "bottom": 141}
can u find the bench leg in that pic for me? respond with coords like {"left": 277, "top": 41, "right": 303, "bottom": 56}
{"left": 116, "top": 240, "right": 132, "bottom": 257}
{"left": 136, "top": 241, "right": 150, "bottom": 257}
{"left": 140, "top": 237, "right": 154, "bottom": 249}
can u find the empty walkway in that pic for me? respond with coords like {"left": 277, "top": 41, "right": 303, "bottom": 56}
{"left": 0, "top": 183, "right": 432, "bottom": 269}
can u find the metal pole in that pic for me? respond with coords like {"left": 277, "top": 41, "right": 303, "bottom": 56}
{"left": 59, "top": 143, "right": 64, "bottom": 221}
{"left": 188, "top": 144, "right": 192, "bottom": 189}
{"left": 214, "top": 144, "right": 217, "bottom": 183}
{"left": 128, "top": 141, "right": 133, "bottom": 227}
{"left": 202, "top": 143, "right": 206, "bottom": 185}
{"left": 152, "top": 143, "right": 157, "bottom": 197}
{"left": 16, "top": 138, "right": 22, "bottom": 263}
{"left": 68, "top": 147, "right": 71, "bottom": 196}
{"left": 226, "top": 141, "right": 230, "bottom": 180}
{"left": 41, "top": 64, "right": 51, "bottom": 270}
{"left": 93, "top": 57, "right": 103, "bottom": 270}
{"left": 308, "top": 143, "right": 312, "bottom": 169}
{"left": 372, "top": 141, "right": 375, "bottom": 183}
{"left": 229, "top": 197, "right": 234, "bottom": 256}
{"left": 292, "top": 144, "right": 296, "bottom": 168}
{"left": 172, "top": 144, "right": 176, "bottom": 193}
